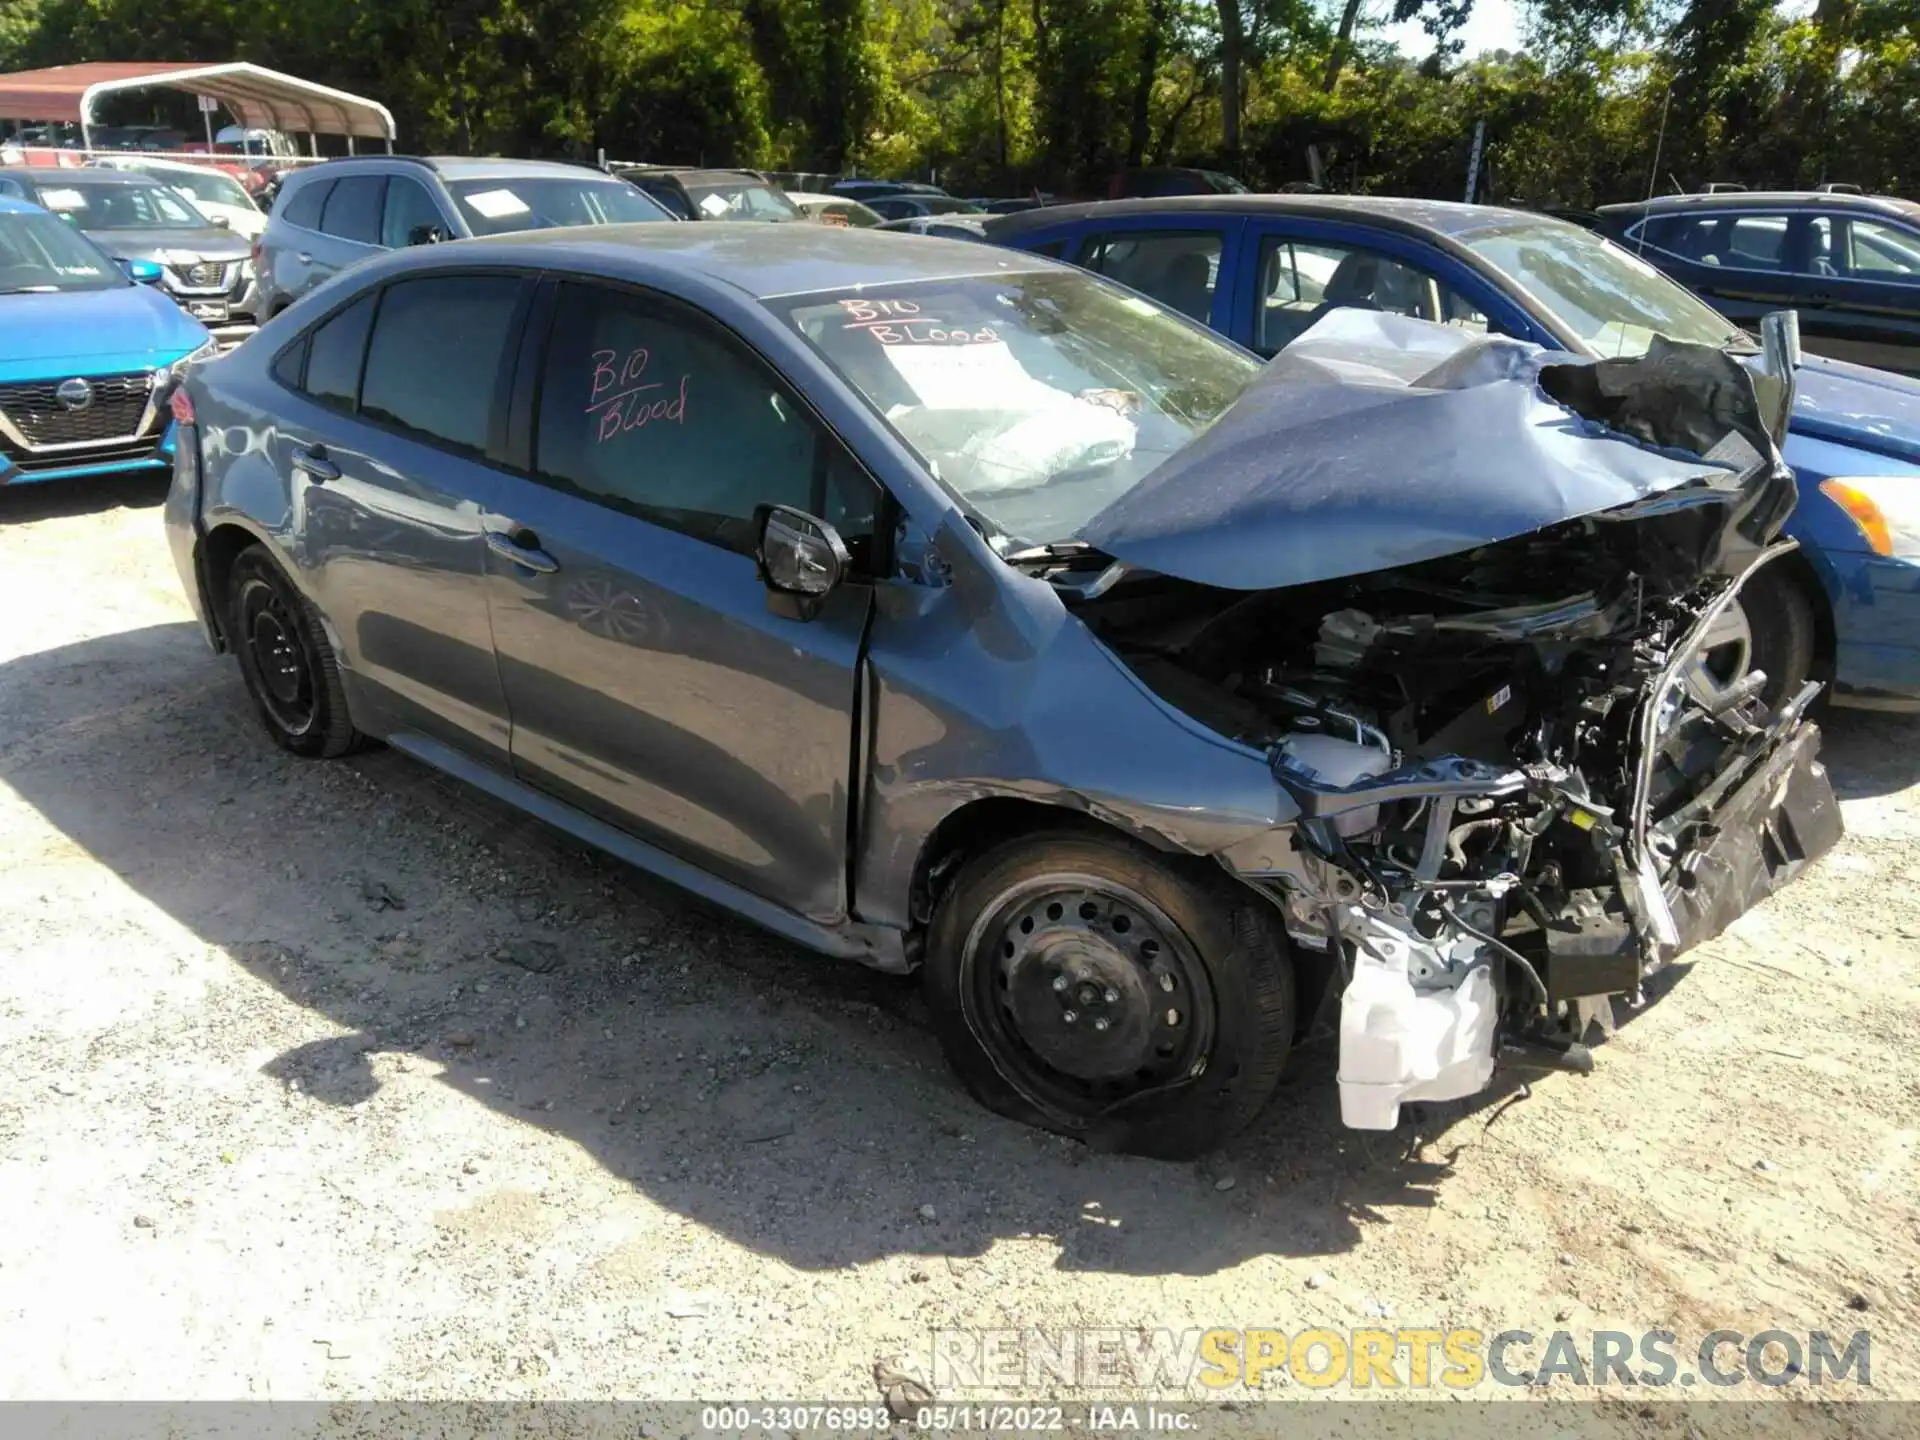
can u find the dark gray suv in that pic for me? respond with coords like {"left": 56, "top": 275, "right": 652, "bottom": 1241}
{"left": 256, "top": 156, "right": 674, "bottom": 315}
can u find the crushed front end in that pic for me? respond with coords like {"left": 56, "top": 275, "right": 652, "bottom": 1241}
{"left": 1064, "top": 318, "right": 1845, "bottom": 1129}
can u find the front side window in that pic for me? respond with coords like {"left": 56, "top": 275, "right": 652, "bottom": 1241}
{"left": 1253, "top": 236, "right": 1491, "bottom": 355}
{"left": 39, "top": 181, "right": 207, "bottom": 231}
{"left": 1082, "top": 230, "right": 1222, "bottom": 324}
{"left": 0, "top": 210, "right": 123, "bottom": 293}
{"left": 359, "top": 276, "right": 523, "bottom": 455}
{"left": 1846, "top": 217, "right": 1920, "bottom": 280}
{"left": 382, "top": 176, "right": 447, "bottom": 249}
{"left": 1462, "top": 219, "right": 1746, "bottom": 359}
{"left": 533, "top": 282, "right": 872, "bottom": 554}
{"left": 320, "top": 175, "right": 386, "bottom": 245}
{"left": 444, "top": 177, "right": 671, "bottom": 236}
{"left": 770, "top": 268, "right": 1263, "bottom": 548}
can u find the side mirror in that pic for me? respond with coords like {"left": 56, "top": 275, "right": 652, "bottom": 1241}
{"left": 755, "top": 505, "right": 850, "bottom": 621}
{"left": 407, "top": 224, "right": 451, "bottom": 247}
{"left": 208, "top": 214, "right": 231, "bottom": 229}
{"left": 122, "top": 257, "right": 164, "bottom": 284}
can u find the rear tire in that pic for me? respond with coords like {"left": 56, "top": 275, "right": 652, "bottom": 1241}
{"left": 923, "top": 829, "right": 1294, "bottom": 1159}
{"left": 227, "top": 544, "right": 364, "bottom": 758}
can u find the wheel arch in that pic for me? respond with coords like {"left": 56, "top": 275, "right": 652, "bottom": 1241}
{"left": 199, "top": 519, "right": 279, "bottom": 648}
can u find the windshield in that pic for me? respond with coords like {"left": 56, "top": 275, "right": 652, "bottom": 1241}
{"left": 135, "top": 164, "right": 257, "bottom": 212}
{"left": 447, "top": 177, "right": 672, "bottom": 235}
{"left": 40, "top": 180, "right": 210, "bottom": 231}
{"left": 685, "top": 180, "right": 799, "bottom": 221}
{"left": 771, "top": 270, "right": 1263, "bottom": 547}
{"left": 1462, "top": 220, "right": 1746, "bottom": 359}
{"left": 0, "top": 209, "right": 124, "bottom": 293}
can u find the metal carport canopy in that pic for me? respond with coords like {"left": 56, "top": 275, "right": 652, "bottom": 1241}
{"left": 0, "top": 61, "right": 395, "bottom": 143}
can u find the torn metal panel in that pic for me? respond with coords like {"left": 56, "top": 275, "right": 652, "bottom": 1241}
{"left": 1079, "top": 309, "right": 1794, "bottom": 592}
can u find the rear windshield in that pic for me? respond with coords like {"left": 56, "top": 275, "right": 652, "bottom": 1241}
{"left": 445, "top": 177, "right": 671, "bottom": 235}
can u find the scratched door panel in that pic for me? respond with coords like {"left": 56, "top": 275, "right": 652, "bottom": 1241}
{"left": 483, "top": 280, "right": 871, "bottom": 922}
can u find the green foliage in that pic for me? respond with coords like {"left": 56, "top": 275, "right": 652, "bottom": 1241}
{"left": 5, "top": 0, "right": 1918, "bottom": 201}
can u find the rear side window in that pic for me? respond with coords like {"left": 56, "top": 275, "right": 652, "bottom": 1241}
{"left": 319, "top": 175, "right": 386, "bottom": 245}
{"left": 279, "top": 178, "right": 332, "bottom": 230}
{"left": 359, "top": 275, "right": 523, "bottom": 456}
{"left": 302, "top": 293, "right": 376, "bottom": 410}
{"left": 1082, "top": 230, "right": 1222, "bottom": 324}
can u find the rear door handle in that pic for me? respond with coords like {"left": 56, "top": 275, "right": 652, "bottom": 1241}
{"left": 289, "top": 443, "right": 339, "bottom": 483}
{"left": 487, "top": 527, "right": 560, "bottom": 574}
{"left": 296, "top": 252, "right": 312, "bottom": 264}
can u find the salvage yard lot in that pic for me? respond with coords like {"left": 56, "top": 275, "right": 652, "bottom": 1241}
{"left": 1, "top": 476, "right": 1917, "bottom": 1420}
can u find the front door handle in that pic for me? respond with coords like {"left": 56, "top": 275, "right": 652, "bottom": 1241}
{"left": 296, "top": 251, "right": 312, "bottom": 264}
{"left": 289, "top": 443, "right": 339, "bottom": 482}
{"left": 487, "top": 527, "right": 560, "bottom": 574}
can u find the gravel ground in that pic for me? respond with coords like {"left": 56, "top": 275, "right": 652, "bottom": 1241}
{"left": 1, "top": 475, "right": 1915, "bottom": 1430}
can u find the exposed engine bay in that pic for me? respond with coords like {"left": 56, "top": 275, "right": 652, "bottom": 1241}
{"left": 1035, "top": 317, "right": 1844, "bottom": 1129}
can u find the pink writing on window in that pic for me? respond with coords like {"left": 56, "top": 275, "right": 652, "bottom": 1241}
{"left": 586, "top": 346, "right": 689, "bottom": 442}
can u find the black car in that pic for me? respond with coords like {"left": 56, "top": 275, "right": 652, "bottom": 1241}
{"left": 1595, "top": 191, "right": 1920, "bottom": 375}
{"left": 614, "top": 166, "right": 799, "bottom": 222}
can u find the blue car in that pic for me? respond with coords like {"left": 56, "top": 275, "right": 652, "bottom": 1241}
{"left": 0, "top": 194, "right": 214, "bottom": 487}
{"left": 987, "top": 196, "right": 1920, "bottom": 708}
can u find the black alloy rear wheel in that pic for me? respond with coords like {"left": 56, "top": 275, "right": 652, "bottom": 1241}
{"left": 227, "top": 544, "right": 364, "bottom": 758}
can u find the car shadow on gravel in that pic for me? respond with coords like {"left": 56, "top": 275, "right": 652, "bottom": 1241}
{"left": 0, "top": 621, "right": 1763, "bottom": 1280}
{"left": 1818, "top": 707, "right": 1920, "bottom": 799}
{"left": 0, "top": 471, "right": 169, "bottom": 523}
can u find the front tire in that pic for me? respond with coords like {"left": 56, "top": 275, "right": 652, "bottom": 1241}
{"left": 1742, "top": 566, "right": 1818, "bottom": 710}
{"left": 227, "top": 544, "right": 364, "bottom": 758}
{"left": 923, "top": 830, "right": 1294, "bottom": 1159}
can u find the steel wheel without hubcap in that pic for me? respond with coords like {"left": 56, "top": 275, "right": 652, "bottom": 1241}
{"left": 237, "top": 574, "right": 315, "bottom": 737}
{"left": 964, "top": 874, "right": 1217, "bottom": 1124}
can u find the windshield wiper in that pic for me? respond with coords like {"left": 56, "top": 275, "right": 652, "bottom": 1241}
{"left": 0, "top": 284, "right": 59, "bottom": 294}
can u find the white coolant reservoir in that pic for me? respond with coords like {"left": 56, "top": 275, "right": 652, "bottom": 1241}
{"left": 1336, "top": 912, "right": 1498, "bottom": 1130}
{"left": 1278, "top": 732, "right": 1389, "bottom": 836}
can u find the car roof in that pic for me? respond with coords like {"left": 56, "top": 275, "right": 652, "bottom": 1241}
{"left": 621, "top": 167, "right": 765, "bottom": 185}
{"left": 1597, "top": 191, "right": 1920, "bottom": 221}
{"left": 373, "top": 220, "right": 1048, "bottom": 299}
{"left": 287, "top": 156, "right": 617, "bottom": 184}
{"left": 0, "top": 166, "right": 161, "bottom": 188}
{"left": 981, "top": 192, "right": 1557, "bottom": 239}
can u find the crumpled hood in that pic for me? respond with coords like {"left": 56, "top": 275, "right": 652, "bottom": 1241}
{"left": 1079, "top": 310, "right": 1788, "bottom": 592}
{"left": 1791, "top": 354, "right": 1920, "bottom": 465}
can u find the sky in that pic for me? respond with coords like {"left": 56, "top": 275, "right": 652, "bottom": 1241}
{"left": 1377, "top": 0, "right": 1525, "bottom": 59}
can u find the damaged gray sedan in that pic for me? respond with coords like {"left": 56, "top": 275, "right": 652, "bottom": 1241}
{"left": 163, "top": 227, "right": 1841, "bottom": 1157}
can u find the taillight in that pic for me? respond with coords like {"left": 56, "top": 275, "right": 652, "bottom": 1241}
{"left": 170, "top": 386, "right": 196, "bottom": 426}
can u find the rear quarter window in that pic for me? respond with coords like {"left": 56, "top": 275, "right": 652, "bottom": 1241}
{"left": 278, "top": 178, "right": 332, "bottom": 231}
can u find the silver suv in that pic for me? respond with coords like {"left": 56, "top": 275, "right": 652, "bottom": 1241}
{"left": 255, "top": 156, "right": 675, "bottom": 315}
